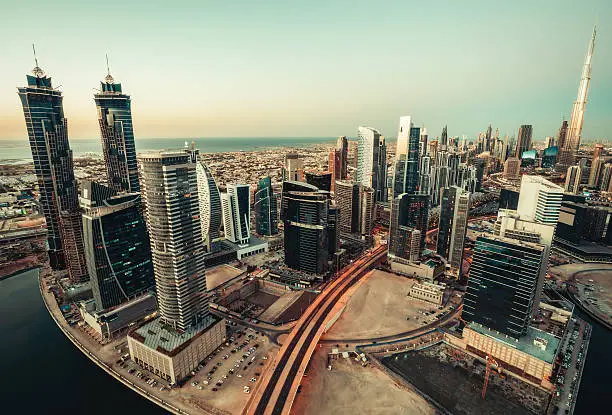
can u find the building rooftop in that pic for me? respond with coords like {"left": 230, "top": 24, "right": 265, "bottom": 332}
{"left": 131, "top": 315, "right": 220, "bottom": 356}
{"left": 468, "top": 322, "right": 561, "bottom": 364}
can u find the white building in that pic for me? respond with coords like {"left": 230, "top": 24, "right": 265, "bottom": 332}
{"left": 516, "top": 176, "right": 564, "bottom": 225}
{"left": 196, "top": 161, "right": 222, "bottom": 251}
{"left": 222, "top": 184, "right": 251, "bottom": 245}
{"left": 395, "top": 116, "right": 412, "bottom": 161}
{"left": 409, "top": 282, "right": 445, "bottom": 305}
{"left": 564, "top": 165, "right": 582, "bottom": 195}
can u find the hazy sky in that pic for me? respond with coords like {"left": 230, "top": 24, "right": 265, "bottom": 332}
{"left": 0, "top": 0, "right": 610, "bottom": 142}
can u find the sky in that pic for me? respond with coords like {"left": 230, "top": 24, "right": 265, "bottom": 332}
{"left": 0, "top": 0, "right": 610, "bottom": 142}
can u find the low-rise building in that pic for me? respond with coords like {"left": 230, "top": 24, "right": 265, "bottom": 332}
{"left": 128, "top": 316, "right": 226, "bottom": 385}
{"left": 409, "top": 282, "right": 445, "bottom": 305}
{"left": 78, "top": 293, "right": 157, "bottom": 340}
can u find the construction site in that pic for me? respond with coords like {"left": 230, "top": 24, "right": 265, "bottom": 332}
{"left": 213, "top": 272, "right": 317, "bottom": 325}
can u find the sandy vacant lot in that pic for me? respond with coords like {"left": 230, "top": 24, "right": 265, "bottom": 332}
{"left": 325, "top": 270, "right": 440, "bottom": 340}
{"left": 292, "top": 346, "right": 435, "bottom": 415}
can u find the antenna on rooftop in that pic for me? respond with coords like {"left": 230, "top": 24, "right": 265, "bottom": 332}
{"left": 32, "top": 44, "right": 45, "bottom": 77}
{"left": 104, "top": 53, "right": 114, "bottom": 83}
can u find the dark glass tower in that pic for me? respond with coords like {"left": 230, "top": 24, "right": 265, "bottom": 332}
{"left": 463, "top": 235, "right": 545, "bottom": 339}
{"left": 283, "top": 190, "right": 336, "bottom": 275}
{"left": 18, "top": 62, "right": 88, "bottom": 281}
{"left": 393, "top": 126, "right": 420, "bottom": 198}
{"left": 81, "top": 181, "right": 154, "bottom": 311}
{"left": 254, "top": 176, "right": 279, "bottom": 236}
{"left": 390, "top": 193, "right": 429, "bottom": 254}
{"left": 305, "top": 171, "right": 332, "bottom": 192}
{"left": 515, "top": 124, "right": 533, "bottom": 158}
{"left": 94, "top": 68, "right": 139, "bottom": 193}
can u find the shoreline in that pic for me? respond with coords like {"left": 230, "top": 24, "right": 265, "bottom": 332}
{"left": 565, "top": 288, "right": 612, "bottom": 331}
{"left": 0, "top": 265, "right": 41, "bottom": 281}
{"left": 37, "top": 269, "right": 191, "bottom": 415}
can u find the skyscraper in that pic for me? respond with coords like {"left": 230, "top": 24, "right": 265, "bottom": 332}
{"left": 222, "top": 184, "right": 251, "bottom": 244}
{"left": 81, "top": 181, "right": 154, "bottom": 311}
{"left": 94, "top": 64, "right": 139, "bottom": 193}
{"left": 516, "top": 176, "right": 564, "bottom": 225}
{"left": 392, "top": 124, "right": 421, "bottom": 198}
{"left": 440, "top": 125, "right": 448, "bottom": 150}
{"left": 357, "top": 126, "right": 388, "bottom": 202}
{"left": 129, "top": 149, "right": 225, "bottom": 386}
{"left": 558, "top": 26, "right": 597, "bottom": 169}
{"left": 588, "top": 156, "right": 607, "bottom": 187}
{"left": 18, "top": 58, "right": 88, "bottom": 281}
{"left": 138, "top": 150, "right": 208, "bottom": 330}
{"left": 305, "top": 171, "right": 333, "bottom": 192}
{"left": 283, "top": 190, "right": 337, "bottom": 275}
{"left": 389, "top": 193, "right": 429, "bottom": 256}
{"left": 283, "top": 153, "right": 304, "bottom": 181}
{"left": 485, "top": 124, "right": 492, "bottom": 152}
{"left": 463, "top": 234, "right": 546, "bottom": 339}
{"left": 395, "top": 116, "right": 412, "bottom": 160}
{"left": 329, "top": 136, "right": 348, "bottom": 191}
{"left": 334, "top": 180, "right": 375, "bottom": 239}
{"left": 436, "top": 186, "right": 470, "bottom": 274}
{"left": 564, "top": 165, "right": 583, "bottom": 194}
{"left": 196, "top": 161, "right": 222, "bottom": 250}
{"left": 515, "top": 124, "right": 533, "bottom": 158}
{"left": 254, "top": 176, "right": 279, "bottom": 237}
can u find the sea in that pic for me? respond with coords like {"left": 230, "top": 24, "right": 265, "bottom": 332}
{"left": 0, "top": 137, "right": 336, "bottom": 164}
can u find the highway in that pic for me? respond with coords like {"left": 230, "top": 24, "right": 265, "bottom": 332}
{"left": 244, "top": 245, "right": 387, "bottom": 415}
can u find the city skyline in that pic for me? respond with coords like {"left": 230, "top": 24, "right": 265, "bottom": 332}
{"left": 1, "top": 1, "right": 611, "bottom": 141}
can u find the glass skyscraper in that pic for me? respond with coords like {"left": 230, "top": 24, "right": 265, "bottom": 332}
{"left": 94, "top": 70, "right": 139, "bottom": 193}
{"left": 254, "top": 176, "right": 279, "bottom": 237}
{"left": 81, "top": 181, "right": 154, "bottom": 311}
{"left": 463, "top": 235, "right": 546, "bottom": 339}
{"left": 18, "top": 64, "right": 88, "bottom": 281}
{"left": 196, "top": 161, "right": 222, "bottom": 250}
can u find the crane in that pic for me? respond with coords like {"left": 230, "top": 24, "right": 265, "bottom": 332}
{"left": 482, "top": 355, "right": 504, "bottom": 399}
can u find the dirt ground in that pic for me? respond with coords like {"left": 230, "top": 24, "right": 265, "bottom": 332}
{"left": 325, "top": 270, "right": 441, "bottom": 340}
{"left": 292, "top": 346, "right": 436, "bottom": 415}
{"left": 549, "top": 263, "right": 612, "bottom": 281}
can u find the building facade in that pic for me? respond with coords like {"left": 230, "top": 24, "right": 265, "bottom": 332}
{"left": 81, "top": 181, "right": 154, "bottom": 311}
{"left": 564, "top": 165, "right": 583, "bottom": 194}
{"left": 18, "top": 64, "right": 88, "bottom": 281}
{"left": 437, "top": 186, "right": 470, "bottom": 274}
{"left": 196, "top": 161, "right": 222, "bottom": 250}
{"left": 357, "top": 126, "right": 387, "bottom": 202}
{"left": 283, "top": 190, "right": 336, "bottom": 275}
{"left": 94, "top": 71, "right": 139, "bottom": 193}
{"left": 254, "top": 176, "right": 279, "bottom": 237}
{"left": 463, "top": 235, "right": 546, "bottom": 339}
{"left": 222, "top": 184, "right": 251, "bottom": 245}
{"left": 138, "top": 150, "right": 208, "bottom": 330}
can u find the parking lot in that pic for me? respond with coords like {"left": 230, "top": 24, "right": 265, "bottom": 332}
{"left": 551, "top": 318, "right": 591, "bottom": 415}
{"left": 108, "top": 322, "right": 279, "bottom": 414}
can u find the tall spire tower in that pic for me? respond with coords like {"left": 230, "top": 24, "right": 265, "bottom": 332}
{"left": 558, "top": 26, "right": 596, "bottom": 170}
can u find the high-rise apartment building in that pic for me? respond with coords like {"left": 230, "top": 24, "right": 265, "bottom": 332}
{"left": 389, "top": 193, "right": 429, "bottom": 256}
{"left": 222, "top": 184, "right": 251, "bottom": 245}
{"left": 437, "top": 186, "right": 470, "bottom": 274}
{"left": 329, "top": 136, "right": 348, "bottom": 191}
{"left": 392, "top": 123, "right": 420, "bottom": 198}
{"left": 128, "top": 149, "right": 225, "bottom": 386}
{"left": 588, "top": 156, "right": 607, "bottom": 187}
{"left": 81, "top": 181, "right": 154, "bottom": 311}
{"left": 18, "top": 61, "right": 88, "bottom": 281}
{"left": 516, "top": 176, "right": 564, "bottom": 225}
{"left": 565, "top": 165, "right": 583, "bottom": 194}
{"left": 558, "top": 27, "right": 597, "bottom": 169}
{"left": 283, "top": 153, "right": 304, "bottom": 181}
{"left": 94, "top": 68, "right": 139, "bottom": 193}
{"left": 196, "top": 161, "right": 222, "bottom": 250}
{"left": 515, "top": 124, "right": 533, "bottom": 158}
{"left": 305, "top": 171, "right": 332, "bottom": 192}
{"left": 357, "top": 126, "right": 388, "bottom": 202}
{"left": 254, "top": 176, "right": 279, "bottom": 237}
{"left": 503, "top": 157, "right": 521, "bottom": 180}
{"left": 463, "top": 235, "right": 546, "bottom": 339}
{"left": 138, "top": 150, "right": 208, "bottom": 330}
{"left": 334, "top": 180, "right": 375, "bottom": 239}
{"left": 283, "top": 190, "right": 337, "bottom": 275}
{"left": 600, "top": 164, "right": 612, "bottom": 192}
{"left": 395, "top": 116, "right": 412, "bottom": 160}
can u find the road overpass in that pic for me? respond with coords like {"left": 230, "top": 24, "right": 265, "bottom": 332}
{"left": 244, "top": 245, "right": 387, "bottom": 415}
